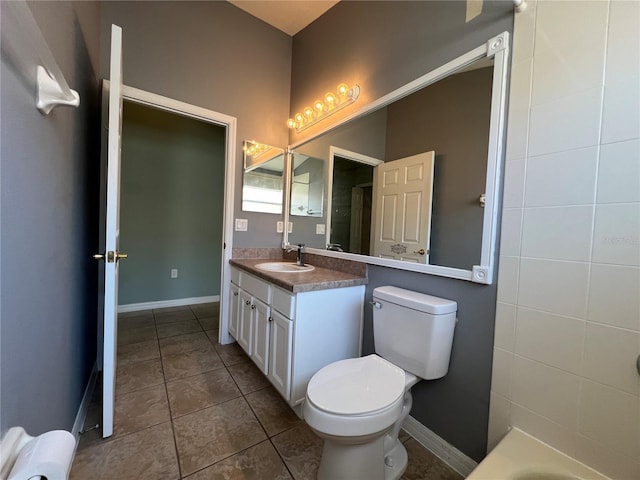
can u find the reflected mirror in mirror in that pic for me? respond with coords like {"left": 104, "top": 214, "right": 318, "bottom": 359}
{"left": 289, "top": 57, "right": 494, "bottom": 271}
{"left": 290, "top": 154, "right": 324, "bottom": 217}
{"left": 242, "top": 141, "right": 285, "bottom": 214}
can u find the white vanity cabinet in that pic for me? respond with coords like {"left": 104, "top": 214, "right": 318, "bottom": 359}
{"left": 228, "top": 265, "right": 365, "bottom": 408}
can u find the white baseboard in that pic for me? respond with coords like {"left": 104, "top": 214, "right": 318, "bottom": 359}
{"left": 72, "top": 363, "right": 98, "bottom": 439}
{"left": 118, "top": 295, "right": 219, "bottom": 313}
{"left": 402, "top": 415, "right": 478, "bottom": 477}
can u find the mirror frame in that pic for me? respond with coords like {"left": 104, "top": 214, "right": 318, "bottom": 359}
{"left": 283, "top": 32, "right": 509, "bottom": 285}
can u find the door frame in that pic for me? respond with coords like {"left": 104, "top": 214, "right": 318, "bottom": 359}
{"left": 326, "top": 146, "right": 383, "bottom": 250}
{"left": 105, "top": 83, "right": 237, "bottom": 345}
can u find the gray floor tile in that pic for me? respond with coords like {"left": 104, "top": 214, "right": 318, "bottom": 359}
{"left": 272, "top": 423, "right": 323, "bottom": 480}
{"left": 70, "top": 422, "right": 179, "bottom": 480}
{"left": 228, "top": 360, "right": 271, "bottom": 394}
{"left": 113, "top": 384, "right": 170, "bottom": 438}
{"left": 166, "top": 368, "right": 241, "bottom": 418}
{"left": 156, "top": 319, "right": 202, "bottom": 339}
{"left": 162, "top": 346, "right": 224, "bottom": 381}
{"left": 116, "top": 358, "right": 164, "bottom": 395}
{"left": 245, "top": 386, "right": 301, "bottom": 437}
{"left": 172, "top": 398, "right": 267, "bottom": 476}
{"left": 118, "top": 339, "right": 160, "bottom": 366}
{"left": 183, "top": 440, "right": 292, "bottom": 480}
{"left": 159, "top": 331, "right": 211, "bottom": 357}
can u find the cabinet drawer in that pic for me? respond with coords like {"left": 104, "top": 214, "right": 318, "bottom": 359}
{"left": 240, "top": 271, "right": 271, "bottom": 304}
{"left": 272, "top": 287, "right": 295, "bottom": 319}
{"left": 230, "top": 266, "right": 240, "bottom": 285}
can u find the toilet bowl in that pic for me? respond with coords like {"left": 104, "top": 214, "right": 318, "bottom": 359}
{"left": 303, "top": 286, "right": 457, "bottom": 480}
{"left": 304, "top": 355, "right": 419, "bottom": 480}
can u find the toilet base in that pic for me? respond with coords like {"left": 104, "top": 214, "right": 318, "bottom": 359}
{"left": 383, "top": 437, "right": 408, "bottom": 480}
{"left": 317, "top": 431, "right": 387, "bottom": 480}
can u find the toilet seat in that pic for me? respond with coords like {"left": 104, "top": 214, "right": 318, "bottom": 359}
{"left": 307, "top": 354, "right": 406, "bottom": 415}
{"left": 304, "top": 355, "right": 407, "bottom": 437}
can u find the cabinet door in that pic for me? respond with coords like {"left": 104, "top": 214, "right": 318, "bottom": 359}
{"left": 251, "top": 298, "right": 270, "bottom": 374}
{"left": 268, "top": 310, "right": 293, "bottom": 400}
{"left": 237, "top": 290, "right": 253, "bottom": 354}
{"left": 228, "top": 282, "right": 240, "bottom": 339}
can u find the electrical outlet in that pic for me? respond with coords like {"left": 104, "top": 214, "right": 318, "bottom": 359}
{"left": 276, "top": 221, "right": 284, "bottom": 233}
{"left": 316, "top": 224, "right": 325, "bottom": 235}
{"left": 235, "top": 218, "right": 248, "bottom": 231}
{"left": 171, "top": 269, "right": 178, "bottom": 278}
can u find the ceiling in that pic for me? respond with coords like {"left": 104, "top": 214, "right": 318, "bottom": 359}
{"left": 227, "top": 0, "right": 339, "bottom": 36}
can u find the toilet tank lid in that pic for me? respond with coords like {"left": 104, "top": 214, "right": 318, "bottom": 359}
{"left": 373, "top": 286, "right": 457, "bottom": 315}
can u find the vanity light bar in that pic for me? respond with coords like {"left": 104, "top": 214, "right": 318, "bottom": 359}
{"left": 243, "top": 140, "right": 272, "bottom": 158}
{"left": 287, "top": 83, "right": 360, "bottom": 133}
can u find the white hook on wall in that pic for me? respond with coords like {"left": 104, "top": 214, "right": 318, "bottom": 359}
{"left": 3, "top": 1, "right": 80, "bottom": 115}
{"left": 513, "top": 0, "right": 527, "bottom": 13}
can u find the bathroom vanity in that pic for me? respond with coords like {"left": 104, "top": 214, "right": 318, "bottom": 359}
{"left": 228, "top": 259, "right": 366, "bottom": 410}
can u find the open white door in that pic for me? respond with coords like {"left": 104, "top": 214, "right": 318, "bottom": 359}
{"left": 371, "top": 151, "right": 435, "bottom": 263}
{"left": 97, "top": 24, "right": 124, "bottom": 438}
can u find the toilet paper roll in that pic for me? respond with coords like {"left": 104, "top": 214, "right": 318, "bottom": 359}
{"left": 8, "top": 430, "right": 75, "bottom": 480}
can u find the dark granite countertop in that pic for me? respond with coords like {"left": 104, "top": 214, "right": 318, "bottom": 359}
{"left": 229, "top": 258, "right": 368, "bottom": 293}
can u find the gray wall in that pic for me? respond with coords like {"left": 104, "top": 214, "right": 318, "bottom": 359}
{"left": 385, "top": 67, "right": 493, "bottom": 269}
{"left": 290, "top": 1, "right": 513, "bottom": 461}
{"left": 0, "top": 1, "right": 101, "bottom": 435}
{"left": 118, "top": 102, "right": 225, "bottom": 305}
{"left": 99, "top": 1, "right": 292, "bottom": 249}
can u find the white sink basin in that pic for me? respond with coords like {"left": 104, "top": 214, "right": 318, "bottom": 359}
{"left": 255, "top": 262, "right": 315, "bottom": 273}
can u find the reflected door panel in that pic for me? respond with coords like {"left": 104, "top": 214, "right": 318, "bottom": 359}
{"left": 372, "top": 151, "right": 435, "bottom": 264}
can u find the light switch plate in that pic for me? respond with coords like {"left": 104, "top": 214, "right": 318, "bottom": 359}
{"left": 276, "top": 221, "right": 284, "bottom": 233}
{"left": 235, "top": 218, "right": 248, "bottom": 231}
{"left": 288, "top": 222, "right": 293, "bottom": 233}
{"left": 316, "top": 224, "right": 325, "bottom": 235}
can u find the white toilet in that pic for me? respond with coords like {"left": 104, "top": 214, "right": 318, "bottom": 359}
{"left": 303, "top": 286, "right": 457, "bottom": 480}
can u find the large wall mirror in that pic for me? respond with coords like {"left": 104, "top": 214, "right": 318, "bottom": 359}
{"left": 286, "top": 33, "right": 509, "bottom": 284}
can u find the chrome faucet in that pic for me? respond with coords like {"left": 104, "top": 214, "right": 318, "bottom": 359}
{"left": 287, "top": 243, "right": 305, "bottom": 266}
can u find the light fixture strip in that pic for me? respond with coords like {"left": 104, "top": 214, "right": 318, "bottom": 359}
{"left": 288, "top": 83, "right": 360, "bottom": 133}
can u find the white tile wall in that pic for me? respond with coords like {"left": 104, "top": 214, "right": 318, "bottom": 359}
{"left": 490, "top": 1, "right": 640, "bottom": 477}
{"left": 592, "top": 203, "right": 640, "bottom": 266}
{"left": 583, "top": 323, "right": 640, "bottom": 396}
{"left": 510, "top": 356, "right": 580, "bottom": 429}
{"left": 578, "top": 379, "right": 640, "bottom": 459}
{"left": 521, "top": 206, "right": 594, "bottom": 261}
{"left": 517, "top": 258, "right": 589, "bottom": 317}
{"left": 528, "top": 87, "right": 603, "bottom": 157}
{"left": 587, "top": 264, "right": 640, "bottom": 331}
{"left": 597, "top": 139, "right": 640, "bottom": 204}
{"left": 514, "top": 307, "right": 584, "bottom": 374}
{"left": 524, "top": 147, "right": 598, "bottom": 207}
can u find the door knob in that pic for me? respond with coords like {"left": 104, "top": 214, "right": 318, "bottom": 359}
{"left": 92, "top": 251, "right": 128, "bottom": 263}
{"left": 414, "top": 249, "right": 427, "bottom": 255}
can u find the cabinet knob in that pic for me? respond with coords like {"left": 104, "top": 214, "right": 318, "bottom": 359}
{"left": 245, "top": 300, "right": 251, "bottom": 305}
{"left": 268, "top": 316, "right": 273, "bottom": 322}
{"left": 251, "top": 304, "right": 256, "bottom": 310}
{"left": 233, "top": 292, "right": 238, "bottom": 297}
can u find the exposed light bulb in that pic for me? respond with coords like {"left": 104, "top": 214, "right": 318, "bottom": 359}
{"left": 337, "top": 83, "right": 349, "bottom": 96}
{"left": 314, "top": 100, "right": 325, "bottom": 112}
{"left": 325, "top": 92, "right": 336, "bottom": 105}
{"left": 287, "top": 118, "right": 297, "bottom": 129}
{"left": 295, "top": 112, "right": 304, "bottom": 123}
{"left": 303, "top": 106, "right": 314, "bottom": 119}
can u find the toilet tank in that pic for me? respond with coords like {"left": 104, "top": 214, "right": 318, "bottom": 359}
{"left": 372, "top": 286, "right": 457, "bottom": 380}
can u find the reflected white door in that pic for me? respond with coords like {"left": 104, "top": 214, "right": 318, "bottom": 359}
{"left": 371, "top": 151, "right": 435, "bottom": 263}
{"left": 100, "top": 24, "right": 124, "bottom": 438}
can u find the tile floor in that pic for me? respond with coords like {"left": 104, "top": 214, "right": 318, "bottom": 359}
{"left": 71, "top": 303, "right": 463, "bottom": 480}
